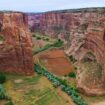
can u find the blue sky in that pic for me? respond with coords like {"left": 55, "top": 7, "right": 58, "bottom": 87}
{"left": 0, "top": 0, "right": 105, "bottom": 12}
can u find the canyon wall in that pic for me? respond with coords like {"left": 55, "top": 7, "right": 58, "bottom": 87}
{"left": 0, "top": 12, "right": 34, "bottom": 75}
{"left": 28, "top": 13, "right": 42, "bottom": 32}
{"left": 28, "top": 8, "right": 105, "bottom": 95}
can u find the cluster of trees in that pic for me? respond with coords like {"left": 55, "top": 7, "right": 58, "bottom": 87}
{"left": 33, "top": 39, "right": 64, "bottom": 54}
{"left": 0, "top": 73, "right": 8, "bottom": 99}
{"left": 0, "top": 84, "right": 8, "bottom": 100}
{"left": 69, "top": 55, "right": 77, "bottom": 63}
{"left": 0, "top": 73, "right": 13, "bottom": 105}
{"left": 33, "top": 34, "right": 50, "bottom": 41}
{"left": 52, "top": 39, "right": 64, "bottom": 47}
{"left": 34, "top": 64, "right": 88, "bottom": 105}
{"left": 68, "top": 72, "right": 76, "bottom": 78}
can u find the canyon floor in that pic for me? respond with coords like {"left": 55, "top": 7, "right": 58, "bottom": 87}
{"left": 1, "top": 74, "right": 75, "bottom": 105}
{"left": 32, "top": 33, "right": 105, "bottom": 105}
{"left": 1, "top": 33, "right": 105, "bottom": 105}
{"left": 1, "top": 71, "right": 105, "bottom": 105}
{"left": 33, "top": 49, "right": 74, "bottom": 76}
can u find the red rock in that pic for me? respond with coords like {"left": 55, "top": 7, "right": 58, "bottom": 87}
{"left": 0, "top": 12, "right": 34, "bottom": 75}
{"left": 28, "top": 8, "right": 105, "bottom": 95}
{"left": 28, "top": 13, "right": 42, "bottom": 32}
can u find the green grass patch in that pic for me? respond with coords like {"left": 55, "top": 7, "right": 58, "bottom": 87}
{"left": 0, "top": 35, "right": 5, "bottom": 41}
{"left": 14, "top": 75, "right": 41, "bottom": 89}
{"left": 0, "top": 84, "right": 9, "bottom": 100}
{"left": 5, "top": 101, "right": 13, "bottom": 105}
{"left": 33, "top": 39, "right": 64, "bottom": 55}
{"left": 4, "top": 73, "right": 70, "bottom": 105}
{"left": 32, "top": 33, "right": 52, "bottom": 42}
{"left": 68, "top": 72, "right": 76, "bottom": 78}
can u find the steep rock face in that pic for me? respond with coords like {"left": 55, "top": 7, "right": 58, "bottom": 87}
{"left": 0, "top": 12, "right": 34, "bottom": 75}
{"left": 28, "top": 13, "right": 42, "bottom": 32}
{"left": 68, "top": 17, "right": 105, "bottom": 95}
{"left": 28, "top": 8, "right": 105, "bottom": 95}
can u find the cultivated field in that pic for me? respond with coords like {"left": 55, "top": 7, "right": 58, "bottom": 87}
{"left": 34, "top": 49, "right": 74, "bottom": 76}
{"left": 1, "top": 74, "right": 75, "bottom": 105}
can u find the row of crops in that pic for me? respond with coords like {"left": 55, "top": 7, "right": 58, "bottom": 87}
{"left": 34, "top": 63, "right": 88, "bottom": 105}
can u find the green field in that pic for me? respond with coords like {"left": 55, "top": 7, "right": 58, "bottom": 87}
{"left": 1, "top": 74, "right": 75, "bottom": 105}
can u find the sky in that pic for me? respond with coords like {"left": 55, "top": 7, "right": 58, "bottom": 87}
{"left": 0, "top": 0, "right": 105, "bottom": 12}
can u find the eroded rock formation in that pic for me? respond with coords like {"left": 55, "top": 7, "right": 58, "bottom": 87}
{"left": 28, "top": 8, "right": 105, "bottom": 95}
{"left": 0, "top": 12, "right": 34, "bottom": 75}
{"left": 28, "top": 13, "right": 42, "bottom": 32}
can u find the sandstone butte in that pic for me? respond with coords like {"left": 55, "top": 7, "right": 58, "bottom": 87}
{"left": 28, "top": 8, "right": 105, "bottom": 95}
{"left": 0, "top": 12, "right": 34, "bottom": 75}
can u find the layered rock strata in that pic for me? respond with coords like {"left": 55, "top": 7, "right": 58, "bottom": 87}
{"left": 0, "top": 12, "right": 34, "bottom": 75}
{"left": 28, "top": 8, "right": 105, "bottom": 95}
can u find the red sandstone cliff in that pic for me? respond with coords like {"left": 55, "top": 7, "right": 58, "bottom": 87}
{"left": 0, "top": 12, "right": 34, "bottom": 75}
{"left": 28, "top": 8, "right": 105, "bottom": 95}
{"left": 28, "top": 13, "right": 42, "bottom": 32}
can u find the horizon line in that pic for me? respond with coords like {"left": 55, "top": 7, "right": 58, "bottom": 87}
{"left": 0, "top": 6, "right": 105, "bottom": 13}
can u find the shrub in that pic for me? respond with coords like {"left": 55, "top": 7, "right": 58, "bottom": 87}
{"left": 58, "top": 39, "right": 61, "bottom": 42}
{"left": 0, "top": 35, "right": 5, "bottom": 41}
{"left": 32, "top": 34, "right": 36, "bottom": 37}
{"left": 69, "top": 55, "right": 77, "bottom": 63}
{"left": 45, "top": 38, "right": 49, "bottom": 41}
{"left": 5, "top": 101, "right": 13, "bottom": 105}
{"left": 36, "top": 37, "right": 41, "bottom": 40}
{"left": 52, "top": 40, "right": 64, "bottom": 47}
{"left": 0, "top": 84, "right": 8, "bottom": 100}
{"left": 74, "top": 67, "right": 77, "bottom": 70}
{"left": 0, "top": 73, "right": 6, "bottom": 84}
{"left": 68, "top": 72, "right": 76, "bottom": 78}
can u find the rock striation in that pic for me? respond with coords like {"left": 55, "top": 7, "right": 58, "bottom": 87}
{"left": 0, "top": 12, "right": 34, "bottom": 75}
{"left": 28, "top": 13, "right": 42, "bottom": 32}
{"left": 28, "top": 8, "right": 105, "bottom": 95}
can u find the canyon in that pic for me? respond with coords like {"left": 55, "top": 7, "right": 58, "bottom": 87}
{"left": 0, "top": 8, "right": 105, "bottom": 96}
{"left": 1, "top": 7, "right": 105, "bottom": 105}
{"left": 0, "top": 12, "right": 34, "bottom": 75}
{"left": 28, "top": 8, "right": 105, "bottom": 95}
